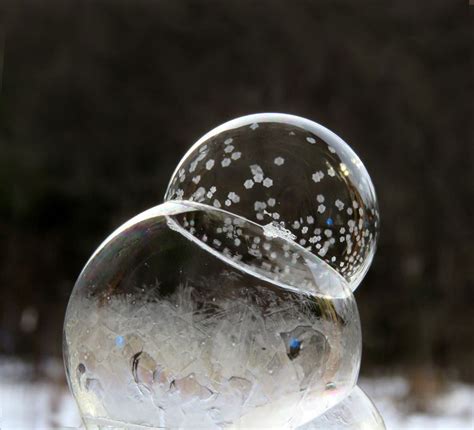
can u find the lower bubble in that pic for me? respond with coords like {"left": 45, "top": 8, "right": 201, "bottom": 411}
{"left": 64, "top": 200, "right": 361, "bottom": 428}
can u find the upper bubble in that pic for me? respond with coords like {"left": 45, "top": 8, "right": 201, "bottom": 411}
{"left": 165, "top": 113, "right": 379, "bottom": 289}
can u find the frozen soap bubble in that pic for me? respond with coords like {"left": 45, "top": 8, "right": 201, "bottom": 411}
{"left": 64, "top": 201, "right": 361, "bottom": 429}
{"left": 165, "top": 113, "right": 379, "bottom": 290}
{"left": 299, "top": 385, "right": 386, "bottom": 430}
{"left": 64, "top": 113, "right": 382, "bottom": 428}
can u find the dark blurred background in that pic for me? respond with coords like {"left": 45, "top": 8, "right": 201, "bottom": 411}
{"left": 1, "top": 0, "right": 472, "bottom": 396}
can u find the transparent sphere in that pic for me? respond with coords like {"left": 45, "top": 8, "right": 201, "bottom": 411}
{"left": 165, "top": 114, "right": 379, "bottom": 290}
{"left": 64, "top": 201, "right": 361, "bottom": 429}
{"left": 300, "top": 386, "right": 386, "bottom": 430}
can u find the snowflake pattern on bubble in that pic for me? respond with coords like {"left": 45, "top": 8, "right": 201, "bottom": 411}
{"left": 165, "top": 113, "right": 379, "bottom": 290}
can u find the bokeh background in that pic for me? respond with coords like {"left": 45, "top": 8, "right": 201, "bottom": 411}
{"left": 1, "top": 0, "right": 473, "bottom": 427}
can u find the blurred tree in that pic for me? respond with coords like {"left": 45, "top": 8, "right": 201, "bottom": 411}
{"left": 0, "top": 0, "right": 472, "bottom": 381}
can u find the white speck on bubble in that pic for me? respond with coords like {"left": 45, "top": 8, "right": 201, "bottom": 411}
{"left": 250, "top": 123, "right": 259, "bottom": 130}
{"left": 317, "top": 204, "right": 326, "bottom": 213}
{"left": 263, "top": 178, "right": 273, "bottom": 188}
{"left": 251, "top": 165, "right": 264, "bottom": 183}
{"left": 189, "top": 161, "right": 198, "bottom": 173}
{"left": 306, "top": 137, "right": 316, "bottom": 144}
{"left": 335, "top": 199, "right": 344, "bottom": 210}
{"left": 228, "top": 191, "right": 240, "bottom": 203}
{"left": 250, "top": 164, "right": 263, "bottom": 175}
{"left": 206, "top": 159, "right": 215, "bottom": 170}
{"left": 224, "top": 145, "right": 234, "bottom": 153}
{"left": 267, "top": 198, "right": 276, "bottom": 207}
{"left": 340, "top": 163, "right": 350, "bottom": 176}
{"left": 328, "top": 146, "right": 336, "bottom": 154}
{"left": 274, "top": 157, "right": 285, "bottom": 166}
{"left": 328, "top": 167, "right": 336, "bottom": 177}
{"left": 317, "top": 194, "right": 325, "bottom": 203}
{"left": 192, "top": 175, "right": 201, "bottom": 184}
{"left": 224, "top": 138, "right": 233, "bottom": 145}
{"left": 231, "top": 152, "right": 241, "bottom": 160}
{"left": 262, "top": 221, "right": 296, "bottom": 242}
{"left": 221, "top": 158, "right": 231, "bottom": 167}
{"left": 312, "top": 171, "right": 324, "bottom": 183}
{"left": 244, "top": 179, "right": 254, "bottom": 189}
{"left": 192, "top": 187, "right": 205, "bottom": 200}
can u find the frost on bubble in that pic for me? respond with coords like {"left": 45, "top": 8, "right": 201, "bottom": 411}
{"left": 64, "top": 201, "right": 362, "bottom": 429}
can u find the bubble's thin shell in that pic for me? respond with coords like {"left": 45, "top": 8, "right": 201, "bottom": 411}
{"left": 166, "top": 113, "right": 379, "bottom": 289}
{"left": 299, "top": 385, "right": 386, "bottom": 429}
{"left": 64, "top": 201, "right": 361, "bottom": 428}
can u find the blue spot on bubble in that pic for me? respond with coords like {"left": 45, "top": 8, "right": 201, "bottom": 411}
{"left": 289, "top": 338, "right": 301, "bottom": 349}
{"left": 115, "top": 335, "right": 125, "bottom": 348}
{"left": 326, "top": 217, "right": 334, "bottom": 226}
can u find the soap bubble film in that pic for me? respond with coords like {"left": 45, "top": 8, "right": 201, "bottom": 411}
{"left": 300, "top": 385, "right": 386, "bottom": 429}
{"left": 64, "top": 201, "right": 361, "bottom": 428}
{"left": 165, "top": 113, "right": 379, "bottom": 289}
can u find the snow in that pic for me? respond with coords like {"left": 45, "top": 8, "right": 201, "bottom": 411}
{"left": 1, "top": 358, "right": 473, "bottom": 429}
{"left": 360, "top": 376, "right": 474, "bottom": 430}
{"left": 0, "top": 359, "right": 82, "bottom": 429}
